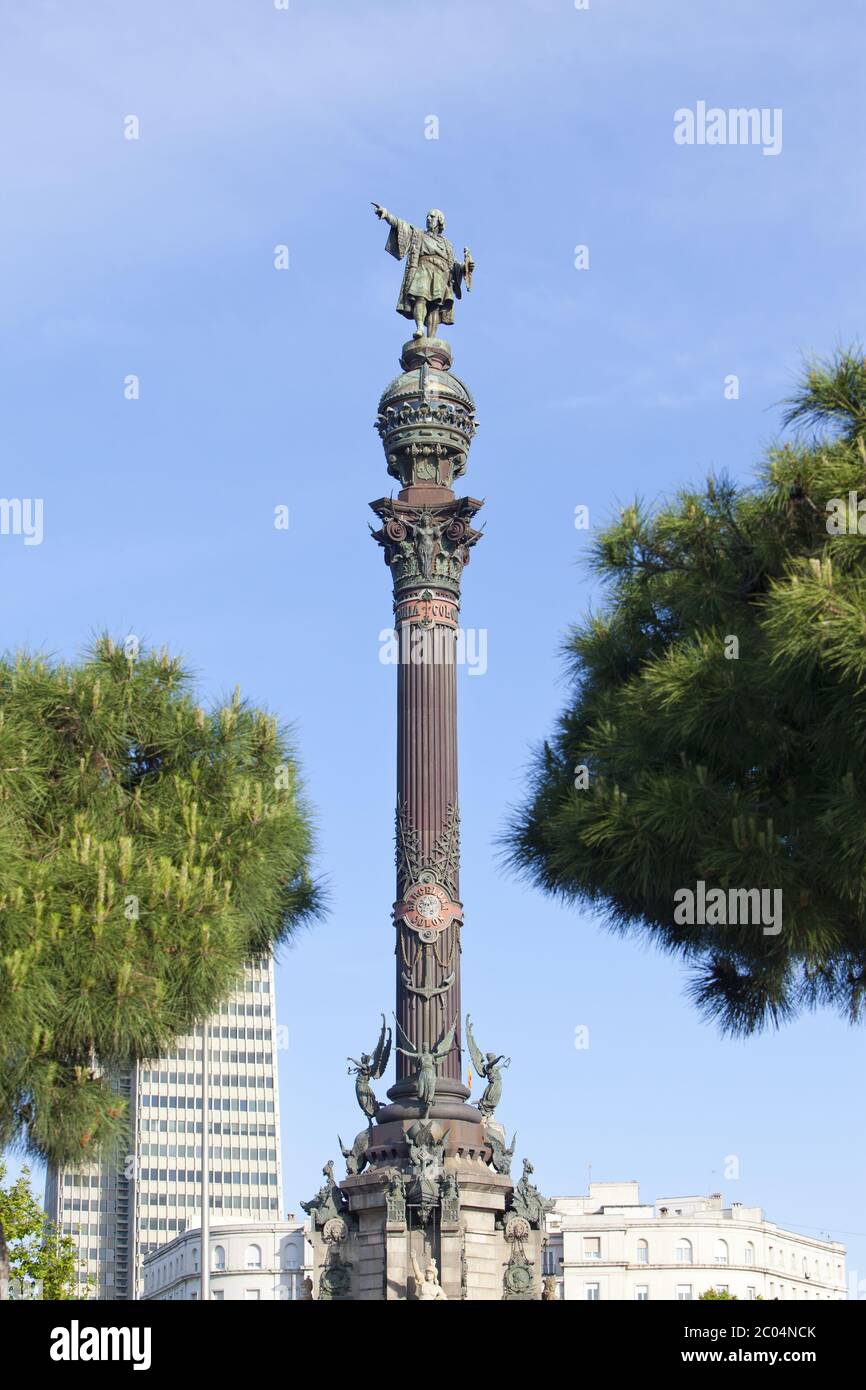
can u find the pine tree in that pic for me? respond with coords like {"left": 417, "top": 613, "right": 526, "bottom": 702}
{"left": 0, "top": 636, "right": 319, "bottom": 1172}
{"left": 507, "top": 351, "right": 866, "bottom": 1034}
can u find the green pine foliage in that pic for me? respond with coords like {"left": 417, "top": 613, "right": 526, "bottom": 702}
{"left": 507, "top": 351, "right": 866, "bottom": 1034}
{"left": 0, "top": 637, "right": 320, "bottom": 1167}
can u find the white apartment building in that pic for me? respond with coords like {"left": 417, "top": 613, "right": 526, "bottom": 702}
{"left": 141, "top": 1220, "right": 308, "bottom": 1301}
{"left": 543, "top": 1183, "right": 846, "bottom": 1301}
{"left": 45, "top": 956, "right": 283, "bottom": 1299}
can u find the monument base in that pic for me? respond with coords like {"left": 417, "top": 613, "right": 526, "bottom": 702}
{"left": 305, "top": 1109, "right": 548, "bottom": 1302}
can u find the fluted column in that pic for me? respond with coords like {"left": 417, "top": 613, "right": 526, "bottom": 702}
{"left": 394, "top": 595, "right": 462, "bottom": 1084}
{"left": 370, "top": 336, "right": 481, "bottom": 1112}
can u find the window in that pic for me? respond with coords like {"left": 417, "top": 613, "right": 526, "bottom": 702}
{"left": 212, "top": 1245, "right": 225, "bottom": 1271}
{"left": 715, "top": 1284, "right": 729, "bottom": 1295}
{"left": 192, "top": 1247, "right": 199, "bottom": 1273}
{"left": 245, "top": 1288, "right": 261, "bottom": 1300}
{"left": 245, "top": 1244, "right": 262, "bottom": 1270}
{"left": 747, "top": 1286, "right": 756, "bottom": 1300}
{"left": 676, "top": 1239, "right": 693, "bottom": 1265}
{"left": 584, "top": 1237, "right": 601, "bottom": 1261}
{"left": 635, "top": 1285, "right": 649, "bottom": 1301}
{"left": 542, "top": 1247, "right": 560, "bottom": 1276}
{"left": 212, "top": 1290, "right": 224, "bottom": 1301}
{"left": 714, "top": 1239, "right": 729, "bottom": 1266}
{"left": 585, "top": 1283, "right": 600, "bottom": 1301}
{"left": 636, "top": 1239, "right": 649, "bottom": 1265}
{"left": 676, "top": 1285, "right": 693, "bottom": 1301}
{"left": 745, "top": 1243, "right": 755, "bottom": 1266}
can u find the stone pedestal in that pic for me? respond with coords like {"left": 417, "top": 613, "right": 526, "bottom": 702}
{"left": 306, "top": 1114, "right": 547, "bottom": 1302}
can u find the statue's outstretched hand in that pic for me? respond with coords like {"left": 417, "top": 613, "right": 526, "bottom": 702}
{"left": 372, "top": 203, "right": 387, "bottom": 220}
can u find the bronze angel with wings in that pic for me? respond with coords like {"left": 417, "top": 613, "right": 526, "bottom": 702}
{"left": 347, "top": 1013, "right": 392, "bottom": 1120}
{"left": 466, "top": 1015, "right": 511, "bottom": 1120}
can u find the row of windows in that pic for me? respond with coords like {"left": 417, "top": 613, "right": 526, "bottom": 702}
{"left": 156, "top": 1030, "right": 273, "bottom": 1059}
{"left": 141, "top": 1054, "right": 271, "bottom": 1081}
{"left": 141, "top": 1097, "right": 276, "bottom": 1111}
{"left": 155, "top": 1286, "right": 307, "bottom": 1301}
{"left": 138, "top": 1198, "right": 280, "bottom": 1228}
{"left": 573, "top": 1236, "right": 751, "bottom": 1265}
{"left": 140, "top": 1171, "right": 278, "bottom": 1189}
{"left": 138, "top": 1192, "right": 277, "bottom": 1211}
{"left": 62, "top": 1200, "right": 120, "bottom": 1213}
{"left": 574, "top": 1236, "right": 840, "bottom": 1282}
{"left": 631, "top": 1285, "right": 760, "bottom": 1301}
{"left": 137, "top": 1144, "right": 276, "bottom": 1161}
{"left": 766, "top": 1244, "right": 839, "bottom": 1279}
{"left": 218, "top": 1004, "right": 271, "bottom": 1017}
{"left": 209, "top": 1024, "right": 273, "bottom": 1038}
{"left": 138, "top": 1121, "right": 277, "bottom": 1139}
{"left": 142, "top": 1077, "right": 274, "bottom": 1100}
{"left": 147, "top": 1242, "right": 302, "bottom": 1288}
{"left": 582, "top": 1282, "right": 830, "bottom": 1301}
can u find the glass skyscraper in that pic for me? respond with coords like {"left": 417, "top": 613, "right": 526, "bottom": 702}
{"left": 45, "top": 956, "right": 283, "bottom": 1299}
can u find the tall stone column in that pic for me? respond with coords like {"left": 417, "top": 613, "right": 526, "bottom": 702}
{"left": 371, "top": 337, "right": 482, "bottom": 1115}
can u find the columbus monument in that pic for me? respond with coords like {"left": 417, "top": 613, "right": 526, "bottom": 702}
{"left": 302, "top": 204, "right": 553, "bottom": 1300}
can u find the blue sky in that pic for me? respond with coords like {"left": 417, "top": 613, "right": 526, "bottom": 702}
{"left": 2, "top": 0, "right": 865, "bottom": 1289}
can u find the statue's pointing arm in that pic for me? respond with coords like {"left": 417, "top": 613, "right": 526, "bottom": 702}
{"left": 373, "top": 203, "right": 413, "bottom": 260}
{"left": 372, "top": 202, "right": 398, "bottom": 228}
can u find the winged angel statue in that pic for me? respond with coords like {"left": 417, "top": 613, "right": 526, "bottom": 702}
{"left": 395, "top": 1015, "right": 458, "bottom": 1119}
{"left": 347, "top": 1014, "right": 392, "bottom": 1121}
{"left": 465, "top": 1015, "right": 510, "bottom": 1120}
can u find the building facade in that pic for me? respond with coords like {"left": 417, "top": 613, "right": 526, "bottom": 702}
{"left": 543, "top": 1182, "right": 846, "bottom": 1301}
{"left": 45, "top": 955, "right": 283, "bottom": 1299}
{"left": 141, "top": 1221, "right": 308, "bottom": 1301}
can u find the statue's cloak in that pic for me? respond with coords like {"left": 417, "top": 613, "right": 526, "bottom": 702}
{"left": 385, "top": 218, "right": 465, "bottom": 324}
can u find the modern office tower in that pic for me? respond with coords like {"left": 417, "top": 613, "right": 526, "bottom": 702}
{"left": 45, "top": 955, "right": 283, "bottom": 1299}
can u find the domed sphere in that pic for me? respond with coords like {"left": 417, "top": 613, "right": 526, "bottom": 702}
{"left": 375, "top": 339, "right": 477, "bottom": 491}
{"left": 378, "top": 364, "right": 475, "bottom": 417}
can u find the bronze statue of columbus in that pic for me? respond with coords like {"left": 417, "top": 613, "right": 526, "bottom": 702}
{"left": 372, "top": 203, "right": 474, "bottom": 339}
